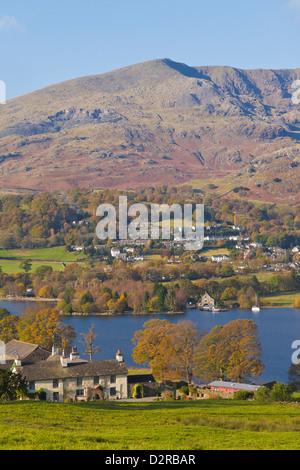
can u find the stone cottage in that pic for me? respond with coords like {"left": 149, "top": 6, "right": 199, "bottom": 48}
{"left": 197, "top": 292, "right": 216, "bottom": 309}
{"left": 11, "top": 346, "right": 128, "bottom": 402}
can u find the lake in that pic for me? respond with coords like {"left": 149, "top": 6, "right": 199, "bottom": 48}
{"left": 2, "top": 300, "right": 300, "bottom": 385}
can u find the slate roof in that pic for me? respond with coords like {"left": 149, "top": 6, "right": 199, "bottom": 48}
{"left": 16, "top": 358, "right": 128, "bottom": 381}
{"left": 5, "top": 340, "right": 51, "bottom": 361}
{"left": 0, "top": 360, "right": 14, "bottom": 371}
{"left": 128, "top": 374, "right": 156, "bottom": 384}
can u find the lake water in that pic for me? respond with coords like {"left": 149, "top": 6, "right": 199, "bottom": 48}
{"left": 2, "top": 300, "right": 300, "bottom": 385}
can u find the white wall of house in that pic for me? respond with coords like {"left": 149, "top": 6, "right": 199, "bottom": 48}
{"left": 29, "top": 374, "right": 128, "bottom": 402}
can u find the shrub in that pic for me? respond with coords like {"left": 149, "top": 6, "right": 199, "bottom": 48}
{"left": 189, "top": 385, "right": 198, "bottom": 398}
{"left": 270, "top": 383, "right": 292, "bottom": 402}
{"left": 179, "top": 385, "right": 189, "bottom": 396}
{"left": 64, "top": 397, "right": 73, "bottom": 403}
{"left": 254, "top": 386, "right": 270, "bottom": 402}
{"left": 254, "top": 383, "right": 293, "bottom": 402}
{"left": 37, "top": 388, "right": 46, "bottom": 401}
{"left": 132, "top": 383, "right": 144, "bottom": 399}
{"left": 234, "top": 390, "right": 254, "bottom": 400}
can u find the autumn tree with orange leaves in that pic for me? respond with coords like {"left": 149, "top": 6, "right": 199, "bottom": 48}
{"left": 132, "top": 318, "right": 264, "bottom": 385}
{"left": 194, "top": 319, "right": 264, "bottom": 383}
{"left": 18, "top": 308, "right": 76, "bottom": 352}
{"left": 132, "top": 319, "right": 204, "bottom": 383}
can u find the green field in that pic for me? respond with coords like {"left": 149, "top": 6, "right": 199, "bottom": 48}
{"left": 0, "top": 246, "right": 85, "bottom": 262}
{"left": 261, "top": 291, "right": 300, "bottom": 307}
{"left": 0, "top": 260, "right": 68, "bottom": 274}
{"left": 199, "top": 247, "right": 229, "bottom": 257}
{"left": 1, "top": 399, "right": 300, "bottom": 450}
{"left": 0, "top": 246, "right": 86, "bottom": 274}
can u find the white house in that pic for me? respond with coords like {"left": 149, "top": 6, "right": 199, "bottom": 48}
{"left": 10, "top": 347, "right": 128, "bottom": 402}
{"left": 211, "top": 254, "right": 230, "bottom": 263}
{"left": 111, "top": 248, "right": 121, "bottom": 257}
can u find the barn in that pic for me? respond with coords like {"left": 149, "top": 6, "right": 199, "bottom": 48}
{"left": 208, "top": 381, "right": 261, "bottom": 394}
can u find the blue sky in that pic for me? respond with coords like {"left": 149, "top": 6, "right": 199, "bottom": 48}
{"left": 1, "top": 0, "right": 300, "bottom": 99}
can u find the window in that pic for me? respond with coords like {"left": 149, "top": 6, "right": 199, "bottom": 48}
{"left": 77, "top": 377, "right": 82, "bottom": 386}
{"left": 110, "top": 387, "right": 116, "bottom": 397}
{"left": 28, "top": 381, "right": 35, "bottom": 391}
{"left": 76, "top": 389, "right": 84, "bottom": 397}
{"left": 94, "top": 376, "right": 99, "bottom": 385}
{"left": 53, "top": 392, "right": 59, "bottom": 402}
{"left": 110, "top": 375, "right": 116, "bottom": 384}
{"left": 53, "top": 379, "right": 59, "bottom": 388}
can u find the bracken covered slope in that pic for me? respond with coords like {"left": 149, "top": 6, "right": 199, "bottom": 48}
{"left": 0, "top": 58, "right": 299, "bottom": 202}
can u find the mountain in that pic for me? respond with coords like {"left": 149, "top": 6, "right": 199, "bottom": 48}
{"left": 0, "top": 58, "right": 300, "bottom": 203}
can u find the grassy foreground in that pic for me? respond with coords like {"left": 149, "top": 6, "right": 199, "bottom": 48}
{"left": 1, "top": 399, "right": 300, "bottom": 450}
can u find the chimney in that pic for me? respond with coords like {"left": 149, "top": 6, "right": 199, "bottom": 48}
{"left": 52, "top": 345, "right": 60, "bottom": 356}
{"left": 116, "top": 350, "right": 123, "bottom": 362}
{"left": 60, "top": 349, "right": 68, "bottom": 368}
{"left": 70, "top": 347, "right": 80, "bottom": 361}
{"left": 14, "top": 354, "right": 22, "bottom": 367}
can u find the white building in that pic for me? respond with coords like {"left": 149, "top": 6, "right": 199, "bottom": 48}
{"left": 10, "top": 346, "right": 128, "bottom": 402}
{"left": 211, "top": 254, "right": 230, "bottom": 263}
{"left": 111, "top": 249, "right": 121, "bottom": 257}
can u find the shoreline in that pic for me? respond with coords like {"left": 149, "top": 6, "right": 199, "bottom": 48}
{"left": 60, "top": 310, "right": 186, "bottom": 317}
{"left": 0, "top": 296, "right": 297, "bottom": 312}
{"left": 0, "top": 296, "right": 58, "bottom": 302}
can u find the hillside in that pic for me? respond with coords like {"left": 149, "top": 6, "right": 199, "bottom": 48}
{"left": 0, "top": 58, "right": 300, "bottom": 203}
{"left": 1, "top": 400, "right": 300, "bottom": 450}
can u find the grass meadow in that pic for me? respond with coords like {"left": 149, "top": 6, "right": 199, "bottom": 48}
{"left": 0, "top": 246, "right": 86, "bottom": 274}
{"left": 1, "top": 399, "right": 300, "bottom": 450}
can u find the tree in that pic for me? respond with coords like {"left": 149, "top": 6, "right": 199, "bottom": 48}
{"left": 19, "top": 259, "right": 32, "bottom": 273}
{"left": 60, "top": 324, "right": 76, "bottom": 351}
{"left": 132, "top": 319, "right": 177, "bottom": 380}
{"left": 194, "top": 319, "right": 264, "bottom": 383}
{"left": 219, "top": 265, "right": 235, "bottom": 278}
{"left": 193, "top": 325, "right": 227, "bottom": 382}
{"left": 171, "top": 321, "right": 204, "bottom": 383}
{"left": 81, "top": 290, "right": 94, "bottom": 305}
{"left": 132, "top": 319, "right": 203, "bottom": 382}
{"left": 288, "top": 361, "right": 300, "bottom": 390}
{"left": 0, "top": 308, "right": 19, "bottom": 343}
{"left": 0, "top": 315, "right": 20, "bottom": 343}
{"left": 220, "top": 287, "right": 238, "bottom": 302}
{"left": 0, "top": 369, "right": 28, "bottom": 400}
{"left": 79, "top": 323, "right": 100, "bottom": 361}
{"left": 38, "top": 285, "right": 53, "bottom": 298}
{"left": 152, "top": 282, "right": 167, "bottom": 311}
{"left": 0, "top": 308, "right": 11, "bottom": 320}
{"left": 18, "top": 308, "right": 75, "bottom": 351}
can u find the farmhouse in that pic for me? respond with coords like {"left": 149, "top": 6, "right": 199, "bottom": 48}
{"left": 8, "top": 345, "right": 128, "bottom": 402}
